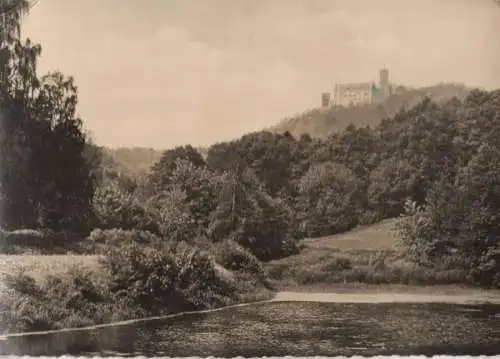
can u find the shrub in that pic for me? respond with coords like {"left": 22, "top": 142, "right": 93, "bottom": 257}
{"left": 0, "top": 228, "right": 56, "bottom": 253}
{"left": 100, "top": 239, "right": 234, "bottom": 316}
{"left": 212, "top": 239, "right": 265, "bottom": 276}
{"left": 321, "top": 257, "right": 353, "bottom": 272}
{"left": 266, "top": 263, "right": 291, "bottom": 281}
{"left": 0, "top": 266, "right": 111, "bottom": 333}
{"left": 88, "top": 228, "right": 161, "bottom": 247}
{"left": 0, "top": 229, "right": 49, "bottom": 247}
{"left": 87, "top": 228, "right": 106, "bottom": 243}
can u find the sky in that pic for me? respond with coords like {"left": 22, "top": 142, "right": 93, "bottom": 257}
{"left": 23, "top": 0, "right": 500, "bottom": 149}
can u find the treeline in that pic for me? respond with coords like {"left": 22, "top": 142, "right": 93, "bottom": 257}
{"left": 93, "top": 87, "right": 500, "bottom": 288}
{"left": 103, "top": 147, "right": 164, "bottom": 176}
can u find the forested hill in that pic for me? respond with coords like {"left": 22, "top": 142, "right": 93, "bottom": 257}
{"left": 102, "top": 147, "right": 164, "bottom": 175}
{"left": 102, "top": 146, "right": 209, "bottom": 176}
{"left": 270, "top": 83, "right": 472, "bottom": 139}
{"left": 102, "top": 83, "right": 470, "bottom": 175}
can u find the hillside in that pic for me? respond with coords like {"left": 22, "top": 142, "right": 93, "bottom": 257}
{"left": 265, "top": 219, "right": 403, "bottom": 289}
{"left": 265, "top": 218, "right": 471, "bottom": 291}
{"left": 102, "top": 146, "right": 209, "bottom": 176}
{"left": 270, "top": 83, "right": 472, "bottom": 138}
{"left": 102, "top": 147, "right": 164, "bottom": 175}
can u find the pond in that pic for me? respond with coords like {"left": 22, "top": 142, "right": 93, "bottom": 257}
{"left": 1, "top": 301, "right": 500, "bottom": 357}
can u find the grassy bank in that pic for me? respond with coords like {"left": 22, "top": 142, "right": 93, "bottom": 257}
{"left": 265, "top": 219, "right": 475, "bottom": 290}
{"left": 1, "top": 218, "right": 496, "bottom": 335}
{"left": 0, "top": 254, "right": 101, "bottom": 283}
{"left": 0, "top": 235, "right": 274, "bottom": 335}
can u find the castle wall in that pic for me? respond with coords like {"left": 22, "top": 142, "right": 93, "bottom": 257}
{"left": 324, "top": 68, "right": 391, "bottom": 108}
{"left": 335, "top": 82, "right": 373, "bottom": 107}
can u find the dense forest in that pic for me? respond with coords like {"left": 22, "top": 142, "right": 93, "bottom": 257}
{"left": 1, "top": 4, "right": 500, "bottom": 333}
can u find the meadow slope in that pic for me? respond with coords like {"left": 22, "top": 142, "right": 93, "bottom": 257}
{"left": 264, "top": 218, "right": 497, "bottom": 294}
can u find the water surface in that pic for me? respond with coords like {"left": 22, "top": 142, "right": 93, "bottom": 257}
{"left": 1, "top": 301, "right": 499, "bottom": 357}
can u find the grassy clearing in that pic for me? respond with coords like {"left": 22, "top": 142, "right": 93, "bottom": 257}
{"left": 304, "top": 218, "right": 402, "bottom": 251}
{"left": 0, "top": 241, "right": 274, "bottom": 334}
{"left": 265, "top": 218, "right": 472, "bottom": 290}
{"left": 0, "top": 254, "right": 102, "bottom": 284}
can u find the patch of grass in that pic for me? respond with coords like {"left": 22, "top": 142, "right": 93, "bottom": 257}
{"left": 304, "top": 218, "right": 402, "bottom": 251}
{"left": 0, "top": 254, "right": 101, "bottom": 284}
{"left": 265, "top": 218, "right": 472, "bottom": 289}
{"left": 0, "top": 235, "right": 274, "bottom": 334}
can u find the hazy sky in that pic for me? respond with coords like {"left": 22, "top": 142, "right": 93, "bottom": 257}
{"left": 23, "top": 0, "right": 500, "bottom": 149}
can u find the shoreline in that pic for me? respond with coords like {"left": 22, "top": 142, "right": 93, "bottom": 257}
{"left": 271, "top": 282, "right": 500, "bottom": 294}
{"left": 0, "top": 297, "right": 275, "bottom": 339}
{"left": 272, "top": 291, "right": 500, "bottom": 305}
{"left": 2, "top": 284, "right": 500, "bottom": 339}
{"left": 270, "top": 282, "right": 500, "bottom": 304}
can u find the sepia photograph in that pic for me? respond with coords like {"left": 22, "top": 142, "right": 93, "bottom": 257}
{"left": 0, "top": 0, "right": 500, "bottom": 356}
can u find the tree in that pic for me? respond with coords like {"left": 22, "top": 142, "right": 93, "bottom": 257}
{"left": 0, "top": 15, "right": 96, "bottom": 232}
{"left": 368, "top": 98, "right": 461, "bottom": 219}
{"left": 208, "top": 167, "right": 297, "bottom": 261}
{"left": 398, "top": 142, "right": 500, "bottom": 286}
{"left": 296, "top": 161, "right": 364, "bottom": 237}
{"left": 147, "top": 145, "right": 206, "bottom": 194}
{"left": 92, "top": 175, "right": 159, "bottom": 235}
{"left": 207, "top": 131, "right": 296, "bottom": 197}
{"left": 146, "top": 159, "right": 225, "bottom": 241}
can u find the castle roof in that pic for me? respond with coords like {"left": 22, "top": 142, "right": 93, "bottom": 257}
{"left": 336, "top": 82, "right": 374, "bottom": 90}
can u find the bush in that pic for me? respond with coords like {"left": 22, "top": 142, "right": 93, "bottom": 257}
{"left": 0, "top": 229, "right": 50, "bottom": 247}
{"left": 87, "top": 228, "right": 160, "bottom": 247}
{"left": 0, "top": 266, "right": 111, "bottom": 333}
{"left": 87, "top": 228, "right": 106, "bottom": 243}
{"left": 212, "top": 239, "right": 265, "bottom": 276}
{"left": 321, "top": 257, "right": 353, "bottom": 272}
{"left": 0, "top": 228, "right": 57, "bottom": 253}
{"left": 100, "top": 239, "right": 235, "bottom": 315}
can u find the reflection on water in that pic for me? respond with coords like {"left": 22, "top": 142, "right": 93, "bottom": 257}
{"left": 1, "top": 302, "right": 500, "bottom": 357}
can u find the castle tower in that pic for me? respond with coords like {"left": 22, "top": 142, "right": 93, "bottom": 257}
{"left": 379, "top": 67, "right": 390, "bottom": 99}
{"left": 321, "top": 92, "right": 331, "bottom": 107}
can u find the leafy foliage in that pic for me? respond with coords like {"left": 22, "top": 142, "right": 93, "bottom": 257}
{"left": 92, "top": 175, "right": 159, "bottom": 234}
{"left": 148, "top": 145, "right": 206, "bottom": 193}
{"left": 296, "top": 161, "right": 364, "bottom": 237}
{"left": 145, "top": 158, "right": 225, "bottom": 241}
{"left": 0, "top": 31, "right": 95, "bottom": 232}
{"left": 100, "top": 235, "right": 235, "bottom": 314}
{"left": 207, "top": 168, "right": 298, "bottom": 261}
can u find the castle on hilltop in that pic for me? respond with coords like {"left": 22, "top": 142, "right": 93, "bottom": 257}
{"left": 322, "top": 68, "right": 393, "bottom": 108}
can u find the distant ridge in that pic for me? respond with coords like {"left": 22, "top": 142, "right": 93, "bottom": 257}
{"left": 103, "top": 147, "right": 164, "bottom": 175}
{"left": 102, "top": 146, "right": 209, "bottom": 176}
{"left": 269, "top": 83, "right": 472, "bottom": 139}
{"left": 100, "top": 83, "right": 470, "bottom": 175}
